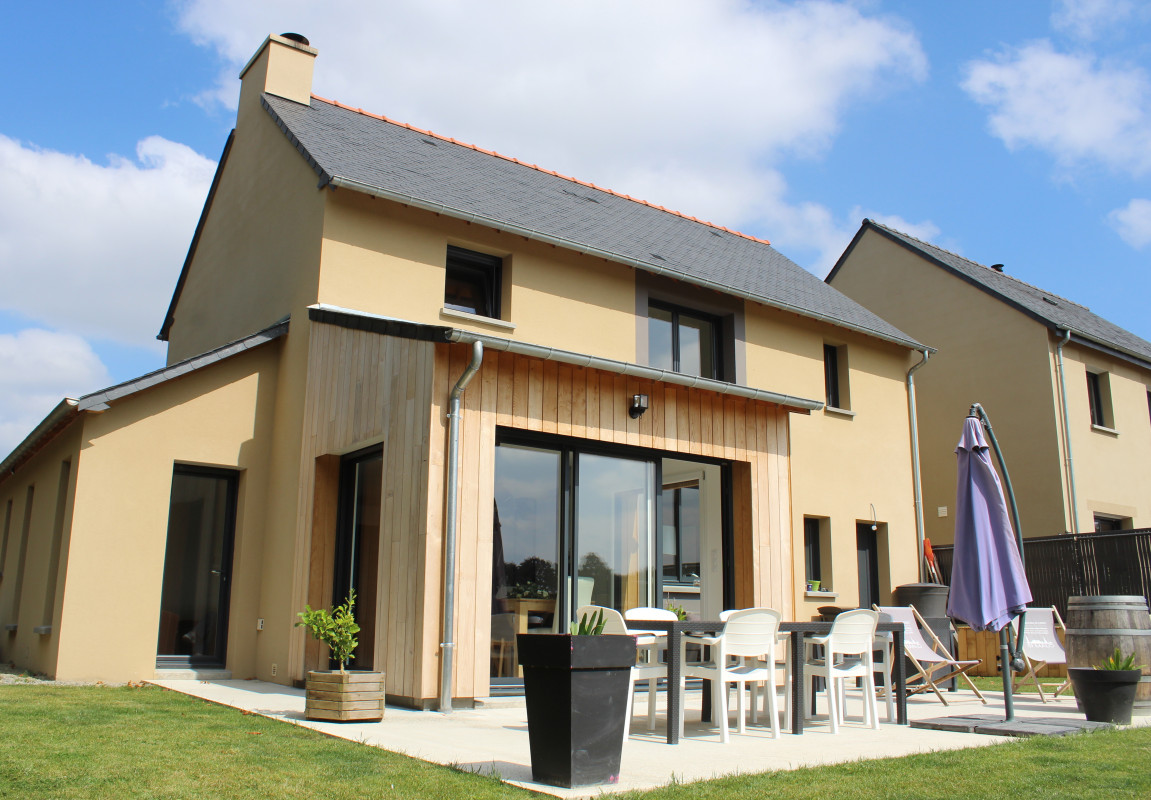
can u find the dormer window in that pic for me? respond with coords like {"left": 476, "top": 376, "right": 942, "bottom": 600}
{"left": 648, "top": 301, "right": 721, "bottom": 380}
{"left": 445, "top": 246, "right": 502, "bottom": 319}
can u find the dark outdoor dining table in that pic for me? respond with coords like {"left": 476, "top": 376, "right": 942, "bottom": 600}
{"left": 626, "top": 618, "right": 907, "bottom": 744}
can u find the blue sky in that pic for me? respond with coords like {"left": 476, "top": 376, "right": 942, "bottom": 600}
{"left": 3, "top": 0, "right": 1150, "bottom": 454}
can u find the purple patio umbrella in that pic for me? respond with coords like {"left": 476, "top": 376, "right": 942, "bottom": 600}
{"left": 948, "top": 408, "right": 1032, "bottom": 720}
{"left": 947, "top": 414, "right": 1032, "bottom": 631}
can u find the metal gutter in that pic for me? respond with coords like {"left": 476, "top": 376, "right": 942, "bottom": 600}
{"left": 1055, "top": 328, "right": 1080, "bottom": 534}
{"left": 439, "top": 342, "right": 483, "bottom": 713}
{"left": 324, "top": 176, "right": 925, "bottom": 354}
{"left": 309, "top": 305, "right": 823, "bottom": 412}
{"left": 906, "top": 348, "right": 930, "bottom": 580}
{"left": 445, "top": 331, "right": 823, "bottom": 412}
{"left": 0, "top": 400, "right": 79, "bottom": 481}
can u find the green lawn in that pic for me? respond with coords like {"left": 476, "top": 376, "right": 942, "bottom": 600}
{"left": 2, "top": 684, "right": 1148, "bottom": 800}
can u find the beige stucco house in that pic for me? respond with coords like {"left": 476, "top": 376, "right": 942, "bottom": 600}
{"left": 829, "top": 219, "right": 1151, "bottom": 547}
{"left": 0, "top": 35, "right": 930, "bottom": 704}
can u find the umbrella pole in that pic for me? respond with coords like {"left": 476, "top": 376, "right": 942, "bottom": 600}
{"left": 970, "top": 404, "right": 1027, "bottom": 722}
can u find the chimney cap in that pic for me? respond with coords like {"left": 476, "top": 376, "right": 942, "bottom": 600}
{"left": 280, "top": 32, "right": 310, "bottom": 46}
{"left": 991, "top": 264, "right": 1004, "bottom": 273}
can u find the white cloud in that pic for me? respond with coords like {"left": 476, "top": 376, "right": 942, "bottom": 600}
{"left": 1051, "top": 0, "right": 1136, "bottom": 41}
{"left": 1109, "top": 198, "right": 1151, "bottom": 248}
{"left": 962, "top": 41, "right": 1151, "bottom": 175}
{"left": 0, "top": 135, "right": 216, "bottom": 348}
{"left": 176, "top": 0, "right": 926, "bottom": 257}
{"left": 0, "top": 329, "right": 111, "bottom": 457}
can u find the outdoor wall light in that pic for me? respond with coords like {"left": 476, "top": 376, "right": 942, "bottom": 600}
{"left": 629, "top": 394, "right": 649, "bottom": 419}
{"left": 870, "top": 503, "right": 879, "bottom": 531}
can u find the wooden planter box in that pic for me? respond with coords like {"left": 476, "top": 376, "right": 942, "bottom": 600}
{"left": 955, "top": 626, "right": 1066, "bottom": 678}
{"left": 304, "top": 670, "right": 385, "bottom": 722}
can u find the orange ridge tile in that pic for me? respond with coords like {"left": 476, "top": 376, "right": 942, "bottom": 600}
{"left": 311, "top": 94, "right": 771, "bottom": 247}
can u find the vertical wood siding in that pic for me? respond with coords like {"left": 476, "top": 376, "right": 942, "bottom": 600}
{"left": 296, "top": 328, "right": 793, "bottom": 704}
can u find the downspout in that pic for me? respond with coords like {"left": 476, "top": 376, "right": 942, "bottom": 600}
{"left": 439, "top": 341, "right": 484, "bottom": 713}
{"left": 906, "top": 349, "right": 930, "bottom": 582}
{"left": 1055, "top": 329, "right": 1080, "bottom": 534}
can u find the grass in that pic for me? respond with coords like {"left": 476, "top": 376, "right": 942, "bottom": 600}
{"left": 2, "top": 683, "right": 1149, "bottom": 799}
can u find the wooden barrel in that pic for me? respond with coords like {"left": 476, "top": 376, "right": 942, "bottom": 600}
{"left": 1066, "top": 595, "right": 1151, "bottom": 716}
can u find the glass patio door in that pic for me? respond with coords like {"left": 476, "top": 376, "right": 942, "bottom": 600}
{"left": 156, "top": 466, "right": 238, "bottom": 668}
{"left": 332, "top": 447, "right": 382, "bottom": 671}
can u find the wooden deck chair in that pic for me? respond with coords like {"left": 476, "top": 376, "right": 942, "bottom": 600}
{"left": 874, "top": 605, "right": 987, "bottom": 706}
{"left": 1011, "top": 606, "right": 1071, "bottom": 702}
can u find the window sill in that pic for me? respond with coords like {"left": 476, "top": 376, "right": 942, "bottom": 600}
{"left": 33, "top": 625, "right": 51, "bottom": 636}
{"left": 823, "top": 406, "right": 855, "bottom": 419}
{"left": 3, "top": 624, "right": 16, "bottom": 633}
{"left": 804, "top": 590, "right": 838, "bottom": 600}
{"left": 663, "top": 584, "right": 701, "bottom": 595}
{"left": 1091, "top": 423, "right": 1119, "bottom": 436}
{"left": 440, "top": 307, "right": 517, "bottom": 332}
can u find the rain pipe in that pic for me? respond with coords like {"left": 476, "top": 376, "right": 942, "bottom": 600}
{"left": 439, "top": 341, "right": 484, "bottom": 713}
{"left": 968, "top": 403, "right": 1028, "bottom": 720}
{"left": 1054, "top": 328, "right": 1080, "bottom": 534}
{"left": 907, "top": 349, "right": 930, "bottom": 582}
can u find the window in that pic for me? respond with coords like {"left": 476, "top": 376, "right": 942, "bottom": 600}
{"left": 648, "top": 301, "right": 721, "bottom": 379}
{"left": 0, "top": 499, "right": 11, "bottom": 579}
{"left": 803, "top": 517, "right": 822, "bottom": 584}
{"left": 823, "top": 344, "right": 850, "bottom": 410}
{"left": 1094, "top": 514, "right": 1125, "bottom": 532}
{"left": 856, "top": 522, "right": 881, "bottom": 609}
{"left": 661, "top": 480, "right": 701, "bottom": 585}
{"left": 1086, "top": 371, "right": 1113, "bottom": 428}
{"left": 444, "top": 245, "right": 502, "bottom": 319}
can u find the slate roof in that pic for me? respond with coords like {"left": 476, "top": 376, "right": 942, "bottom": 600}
{"left": 259, "top": 93, "right": 923, "bottom": 351}
{"left": 837, "top": 220, "right": 1151, "bottom": 369}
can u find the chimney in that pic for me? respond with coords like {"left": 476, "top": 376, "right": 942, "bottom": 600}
{"left": 238, "top": 33, "right": 317, "bottom": 107}
{"left": 991, "top": 264, "right": 1004, "bottom": 273}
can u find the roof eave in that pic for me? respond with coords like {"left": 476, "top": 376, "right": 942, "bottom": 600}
{"left": 0, "top": 399, "right": 81, "bottom": 484}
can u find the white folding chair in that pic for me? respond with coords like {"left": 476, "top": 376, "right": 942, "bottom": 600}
{"left": 875, "top": 605, "right": 986, "bottom": 706}
{"left": 683, "top": 608, "right": 785, "bottom": 741}
{"left": 576, "top": 605, "right": 665, "bottom": 733}
{"left": 805, "top": 609, "right": 880, "bottom": 733}
{"left": 1012, "top": 606, "right": 1071, "bottom": 702}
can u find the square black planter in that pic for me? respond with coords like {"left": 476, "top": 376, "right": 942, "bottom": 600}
{"left": 517, "top": 633, "right": 637, "bottom": 788}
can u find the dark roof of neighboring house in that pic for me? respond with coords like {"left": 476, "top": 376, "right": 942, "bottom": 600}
{"left": 243, "top": 93, "right": 924, "bottom": 351}
{"left": 829, "top": 219, "right": 1151, "bottom": 370}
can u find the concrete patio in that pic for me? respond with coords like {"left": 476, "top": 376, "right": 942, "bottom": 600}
{"left": 149, "top": 678, "right": 1148, "bottom": 798}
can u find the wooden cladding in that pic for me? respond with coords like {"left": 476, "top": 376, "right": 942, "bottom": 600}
{"left": 440, "top": 343, "right": 795, "bottom": 699}
{"left": 297, "top": 323, "right": 794, "bottom": 704}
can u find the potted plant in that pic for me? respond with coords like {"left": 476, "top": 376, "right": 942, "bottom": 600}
{"left": 1068, "top": 648, "right": 1143, "bottom": 724}
{"left": 296, "top": 590, "right": 384, "bottom": 722}
{"left": 517, "top": 609, "right": 637, "bottom": 788}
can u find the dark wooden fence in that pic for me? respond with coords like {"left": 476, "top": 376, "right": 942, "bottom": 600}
{"left": 933, "top": 529, "right": 1151, "bottom": 617}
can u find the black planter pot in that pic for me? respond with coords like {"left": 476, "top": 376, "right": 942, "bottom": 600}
{"left": 1068, "top": 667, "right": 1141, "bottom": 724}
{"left": 517, "top": 633, "right": 637, "bottom": 788}
{"left": 893, "top": 583, "right": 950, "bottom": 619}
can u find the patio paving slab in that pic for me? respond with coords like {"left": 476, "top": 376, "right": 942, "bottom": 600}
{"left": 149, "top": 679, "right": 1148, "bottom": 799}
{"left": 912, "top": 713, "right": 1114, "bottom": 737}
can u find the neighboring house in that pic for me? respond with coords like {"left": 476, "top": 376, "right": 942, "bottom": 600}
{"left": 829, "top": 219, "right": 1151, "bottom": 547}
{"left": 0, "top": 35, "right": 929, "bottom": 704}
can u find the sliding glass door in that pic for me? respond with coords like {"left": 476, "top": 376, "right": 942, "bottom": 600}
{"left": 490, "top": 438, "right": 655, "bottom": 684}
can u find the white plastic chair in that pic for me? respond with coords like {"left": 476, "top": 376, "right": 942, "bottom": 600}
{"left": 683, "top": 608, "right": 785, "bottom": 741}
{"left": 576, "top": 605, "right": 665, "bottom": 733}
{"left": 1011, "top": 606, "right": 1071, "bottom": 702}
{"left": 623, "top": 607, "right": 677, "bottom": 729}
{"left": 875, "top": 605, "right": 986, "bottom": 706}
{"left": 805, "top": 608, "right": 880, "bottom": 733}
{"left": 714, "top": 608, "right": 793, "bottom": 730}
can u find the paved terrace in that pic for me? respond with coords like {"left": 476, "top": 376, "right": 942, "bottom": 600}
{"left": 150, "top": 679, "right": 1148, "bottom": 799}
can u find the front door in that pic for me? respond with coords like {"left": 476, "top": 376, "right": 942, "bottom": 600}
{"left": 156, "top": 466, "right": 238, "bottom": 668}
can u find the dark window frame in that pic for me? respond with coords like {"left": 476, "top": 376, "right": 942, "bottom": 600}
{"left": 823, "top": 344, "right": 841, "bottom": 409}
{"left": 648, "top": 300, "right": 724, "bottom": 380}
{"left": 803, "top": 517, "right": 822, "bottom": 583}
{"left": 661, "top": 480, "right": 701, "bottom": 586}
{"left": 445, "top": 245, "right": 502, "bottom": 319}
{"left": 1087, "top": 371, "right": 1106, "bottom": 427}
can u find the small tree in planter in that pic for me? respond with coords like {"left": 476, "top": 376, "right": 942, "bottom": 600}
{"left": 518, "top": 608, "right": 637, "bottom": 788}
{"left": 1069, "top": 648, "right": 1144, "bottom": 724}
{"left": 296, "top": 591, "right": 384, "bottom": 722}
